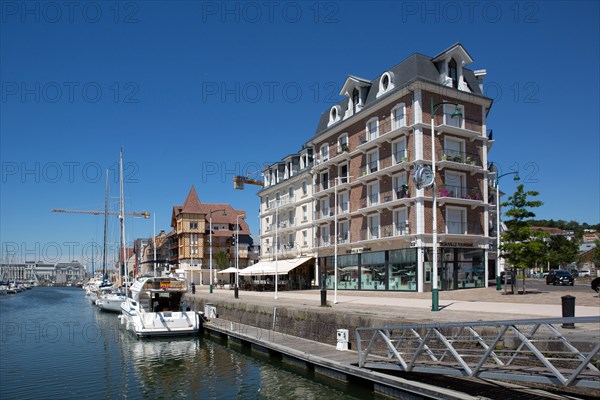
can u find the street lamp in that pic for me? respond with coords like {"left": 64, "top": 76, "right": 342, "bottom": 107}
{"left": 235, "top": 212, "right": 246, "bottom": 298}
{"left": 493, "top": 168, "right": 520, "bottom": 290}
{"left": 334, "top": 174, "right": 352, "bottom": 305}
{"left": 430, "top": 98, "right": 462, "bottom": 312}
{"left": 209, "top": 208, "right": 227, "bottom": 294}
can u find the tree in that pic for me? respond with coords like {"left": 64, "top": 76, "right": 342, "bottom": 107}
{"left": 500, "top": 184, "right": 545, "bottom": 293}
{"left": 592, "top": 240, "right": 600, "bottom": 267}
{"left": 215, "top": 251, "right": 229, "bottom": 270}
{"left": 547, "top": 235, "right": 578, "bottom": 269}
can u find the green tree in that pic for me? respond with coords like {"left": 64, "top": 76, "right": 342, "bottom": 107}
{"left": 592, "top": 240, "right": 600, "bottom": 267}
{"left": 547, "top": 235, "right": 578, "bottom": 269}
{"left": 215, "top": 251, "right": 229, "bottom": 270}
{"left": 500, "top": 184, "right": 545, "bottom": 292}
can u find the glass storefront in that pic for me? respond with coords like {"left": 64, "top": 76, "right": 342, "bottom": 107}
{"left": 320, "top": 248, "right": 418, "bottom": 291}
{"left": 440, "top": 248, "right": 485, "bottom": 290}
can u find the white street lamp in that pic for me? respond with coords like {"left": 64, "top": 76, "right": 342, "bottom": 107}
{"left": 209, "top": 208, "right": 227, "bottom": 294}
{"left": 334, "top": 174, "right": 352, "bottom": 305}
{"left": 235, "top": 213, "right": 246, "bottom": 298}
{"left": 430, "top": 98, "right": 462, "bottom": 311}
{"left": 493, "top": 168, "right": 520, "bottom": 290}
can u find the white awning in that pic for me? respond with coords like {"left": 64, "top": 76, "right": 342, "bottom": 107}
{"left": 217, "top": 267, "right": 239, "bottom": 274}
{"left": 239, "top": 257, "right": 312, "bottom": 276}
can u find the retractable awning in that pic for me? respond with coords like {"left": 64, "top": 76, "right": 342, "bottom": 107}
{"left": 217, "top": 267, "right": 238, "bottom": 274}
{"left": 239, "top": 257, "right": 312, "bottom": 276}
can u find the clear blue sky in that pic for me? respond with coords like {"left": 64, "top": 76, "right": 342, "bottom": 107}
{"left": 1, "top": 1, "right": 599, "bottom": 265}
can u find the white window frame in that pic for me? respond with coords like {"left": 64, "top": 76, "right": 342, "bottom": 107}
{"left": 320, "top": 143, "right": 329, "bottom": 162}
{"left": 394, "top": 208, "right": 409, "bottom": 235}
{"left": 321, "top": 224, "right": 331, "bottom": 246}
{"left": 338, "top": 190, "right": 349, "bottom": 214}
{"left": 367, "top": 181, "right": 380, "bottom": 206}
{"left": 392, "top": 137, "right": 407, "bottom": 164}
{"left": 391, "top": 102, "right": 406, "bottom": 129}
{"left": 302, "top": 204, "right": 308, "bottom": 221}
{"left": 376, "top": 71, "right": 395, "bottom": 97}
{"left": 446, "top": 206, "right": 467, "bottom": 234}
{"left": 338, "top": 162, "right": 349, "bottom": 183}
{"left": 320, "top": 171, "right": 329, "bottom": 191}
{"left": 366, "top": 117, "right": 379, "bottom": 141}
{"left": 339, "top": 220, "right": 349, "bottom": 243}
{"left": 338, "top": 133, "right": 349, "bottom": 153}
{"left": 443, "top": 136, "right": 465, "bottom": 161}
{"left": 320, "top": 197, "right": 330, "bottom": 219}
{"left": 393, "top": 172, "right": 408, "bottom": 199}
{"left": 368, "top": 214, "right": 380, "bottom": 239}
{"left": 444, "top": 170, "right": 466, "bottom": 198}
{"left": 328, "top": 105, "right": 341, "bottom": 126}
{"left": 367, "top": 149, "right": 379, "bottom": 173}
{"left": 302, "top": 230, "right": 308, "bottom": 246}
{"left": 302, "top": 180, "right": 307, "bottom": 196}
{"left": 443, "top": 104, "right": 465, "bottom": 128}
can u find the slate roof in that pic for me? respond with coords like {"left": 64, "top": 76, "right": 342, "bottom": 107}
{"left": 311, "top": 48, "right": 486, "bottom": 140}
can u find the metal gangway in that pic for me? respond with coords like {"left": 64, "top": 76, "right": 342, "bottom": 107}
{"left": 356, "top": 317, "right": 600, "bottom": 389}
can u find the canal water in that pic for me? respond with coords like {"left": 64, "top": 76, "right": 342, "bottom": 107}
{"left": 0, "top": 287, "right": 373, "bottom": 399}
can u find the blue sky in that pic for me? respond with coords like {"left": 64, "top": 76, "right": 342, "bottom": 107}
{"left": 1, "top": 1, "right": 599, "bottom": 265}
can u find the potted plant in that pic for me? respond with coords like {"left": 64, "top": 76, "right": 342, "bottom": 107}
{"left": 399, "top": 184, "right": 409, "bottom": 198}
{"left": 340, "top": 143, "right": 349, "bottom": 153}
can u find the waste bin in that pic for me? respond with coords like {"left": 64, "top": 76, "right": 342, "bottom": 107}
{"left": 561, "top": 295, "right": 575, "bottom": 329}
{"left": 204, "top": 303, "right": 217, "bottom": 319}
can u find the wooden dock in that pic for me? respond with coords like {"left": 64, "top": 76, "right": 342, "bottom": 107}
{"left": 203, "top": 317, "right": 481, "bottom": 400}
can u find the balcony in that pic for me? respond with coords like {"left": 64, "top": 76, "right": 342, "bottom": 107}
{"left": 441, "top": 221, "right": 484, "bottom": 237}
{"left": 434, "top": 113, "right": 483, "bottom": 140}
{"left": 438, "top": 149, "right": 483, "bottom": 173}
{"left": 359, "top": 223, "right": 411, "bottom": 242}
{"left": 358, "top": 189, "right": 411, "bottom": 215}
{"left": 357, "top": 154, "right": 410, "bottom": 183}
{"left": 438, "top": 185, "right": 483, "bottom": 207}
{"left": 357, "top": 119, "right": 410, "bottom": 152}
{"left": 313, "top": 144, "right": 352, "bottom": 171}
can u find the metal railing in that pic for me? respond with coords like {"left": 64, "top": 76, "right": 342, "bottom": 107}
{"left": 356, "top": 317, "right": 600, "bottom": 388}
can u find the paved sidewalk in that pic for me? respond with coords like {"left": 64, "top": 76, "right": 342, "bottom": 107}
{"left": 191, "top": 283, "right": 599, "bottom": 324}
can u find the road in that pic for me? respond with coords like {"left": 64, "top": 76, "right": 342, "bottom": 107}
{"left": 500, "top": 277, "right": 594, "bottom": 293}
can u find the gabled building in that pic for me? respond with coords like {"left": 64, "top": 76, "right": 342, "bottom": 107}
{"left": 171, "top": 186, "right": 252, "bottom": 285}
{"left": 260, "top": 43, "right": 495, "bottom": 292}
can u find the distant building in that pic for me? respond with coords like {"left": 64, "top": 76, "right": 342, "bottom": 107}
{"left": 583, "top": 232, "right": 600, "bottom": 243}
{"left": 170, "top": 186, "right": 253, "bottom": 285}
{"left": 530, "top": 226, "right": 575, "bottom": 241}
{"left": 55, "top": 261, "right": 86, "bottom": 284}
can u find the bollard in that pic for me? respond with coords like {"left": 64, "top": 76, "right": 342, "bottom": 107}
{"left": 320, "top": 289, "right": 327, "bottom": 306}
{"left": 191, "top": 283, "right": 196, "bottom": 294}
{"left": 234, "top": 285, "right": 239, "bottom": 299}
{"left": 561, "top": 295, "right": 575, "bottom": 329}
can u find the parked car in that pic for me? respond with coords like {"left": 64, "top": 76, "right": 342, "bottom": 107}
{"left": 578, "top": 269, "right": 591, "bottom": 277}
{"left": 500, "top": 271, "right": 513, "bottom": 284}
{"left": 546, "top": 270, "right": 574, "bottom": 286}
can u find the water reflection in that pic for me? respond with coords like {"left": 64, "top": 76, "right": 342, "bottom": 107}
{"left": 1, "top": 288, "right": 370, "bottom": 399}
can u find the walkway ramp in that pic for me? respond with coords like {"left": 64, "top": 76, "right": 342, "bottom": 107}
{"left": 356, "top": 316, "right": 600, "bottom": 390}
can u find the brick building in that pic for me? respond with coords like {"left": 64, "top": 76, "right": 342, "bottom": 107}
{"left": 260, "top": 43, "right": 495, "bottom": 292}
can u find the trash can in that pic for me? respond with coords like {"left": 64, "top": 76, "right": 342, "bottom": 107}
{"left": 561, "top": 295, "right": 575, "bottom": 329}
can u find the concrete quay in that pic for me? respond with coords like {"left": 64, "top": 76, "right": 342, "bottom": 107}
{"left": 189, "top": 285, "right": 600, "bottom": 399}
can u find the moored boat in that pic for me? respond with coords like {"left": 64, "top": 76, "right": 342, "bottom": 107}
{"left": 120, "top": 276, "right": 201, "bottom": 338}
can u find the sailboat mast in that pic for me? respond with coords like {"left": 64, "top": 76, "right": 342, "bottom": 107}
{"left": 103, "top": 169, "right": 109, "bottom": 280}
{"left": 119, "top": 150, "right": 127, "bottom": 289}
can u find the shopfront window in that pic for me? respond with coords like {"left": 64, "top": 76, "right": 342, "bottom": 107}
{"left": 388, "top": 248, "right": 417, "bottom": 291}
{"left": 441, "top": 248, "right": 485, "bottom": 290}
{"left": 337, "top": 254, "right": 359, "bottom": 290}
{"left": 360, "top": 251, "right": 386, "bottom": 290}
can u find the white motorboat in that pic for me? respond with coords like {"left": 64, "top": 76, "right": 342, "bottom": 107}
{"left": 96, "top": 287, "right": 127, "bottom": 313}
{"left": 120, "top": 276, "right": 201, "bottom": 338}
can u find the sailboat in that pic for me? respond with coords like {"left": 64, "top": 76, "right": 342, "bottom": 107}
{"left": 119, "top": 150, "right": 202, "bottom": 337}
{"left": 96, "top": 152, "right": 128, "bottom": 313}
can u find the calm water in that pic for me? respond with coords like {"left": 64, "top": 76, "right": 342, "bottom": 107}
{"left": 0, "top": 287, "right": 372, "bottom": 399}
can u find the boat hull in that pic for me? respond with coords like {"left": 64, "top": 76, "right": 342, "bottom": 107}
{"left": 120, "top": 300, "right": 200, "bottom": 338}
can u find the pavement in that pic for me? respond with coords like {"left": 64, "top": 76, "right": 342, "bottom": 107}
{"left": 189, "top": 280, "right": 600, "bottom": 325}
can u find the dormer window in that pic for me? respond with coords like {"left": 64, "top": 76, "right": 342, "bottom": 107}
{"left": 377, "top": 71, "right": 395, "bottom": 97}
{"left": 448, "top": 59, "right": 458, "bottom": 89}
{"left": 328, "top": 105, "right": 341, "bottom": 126}
{"left": 352, "top": 88, "right": 361, "bottom": 112}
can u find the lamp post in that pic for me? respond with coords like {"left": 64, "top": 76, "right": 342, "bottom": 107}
{"left": 235, "top": 213, "right": 246, "bottom": 298}
{"left": 209, "top": 208, "right": 227, "bottom": 294}
{"left": 274, "top": 198, "right": 279, "bottom": 300}
{"left": 493, "top": 169, "right": 520, "bottom": 290}
{"left": 430, "top": 98, "right": 462, "bottom": 312}
{"left": 333, "top": 174, "right": 352, "bottom": 305}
